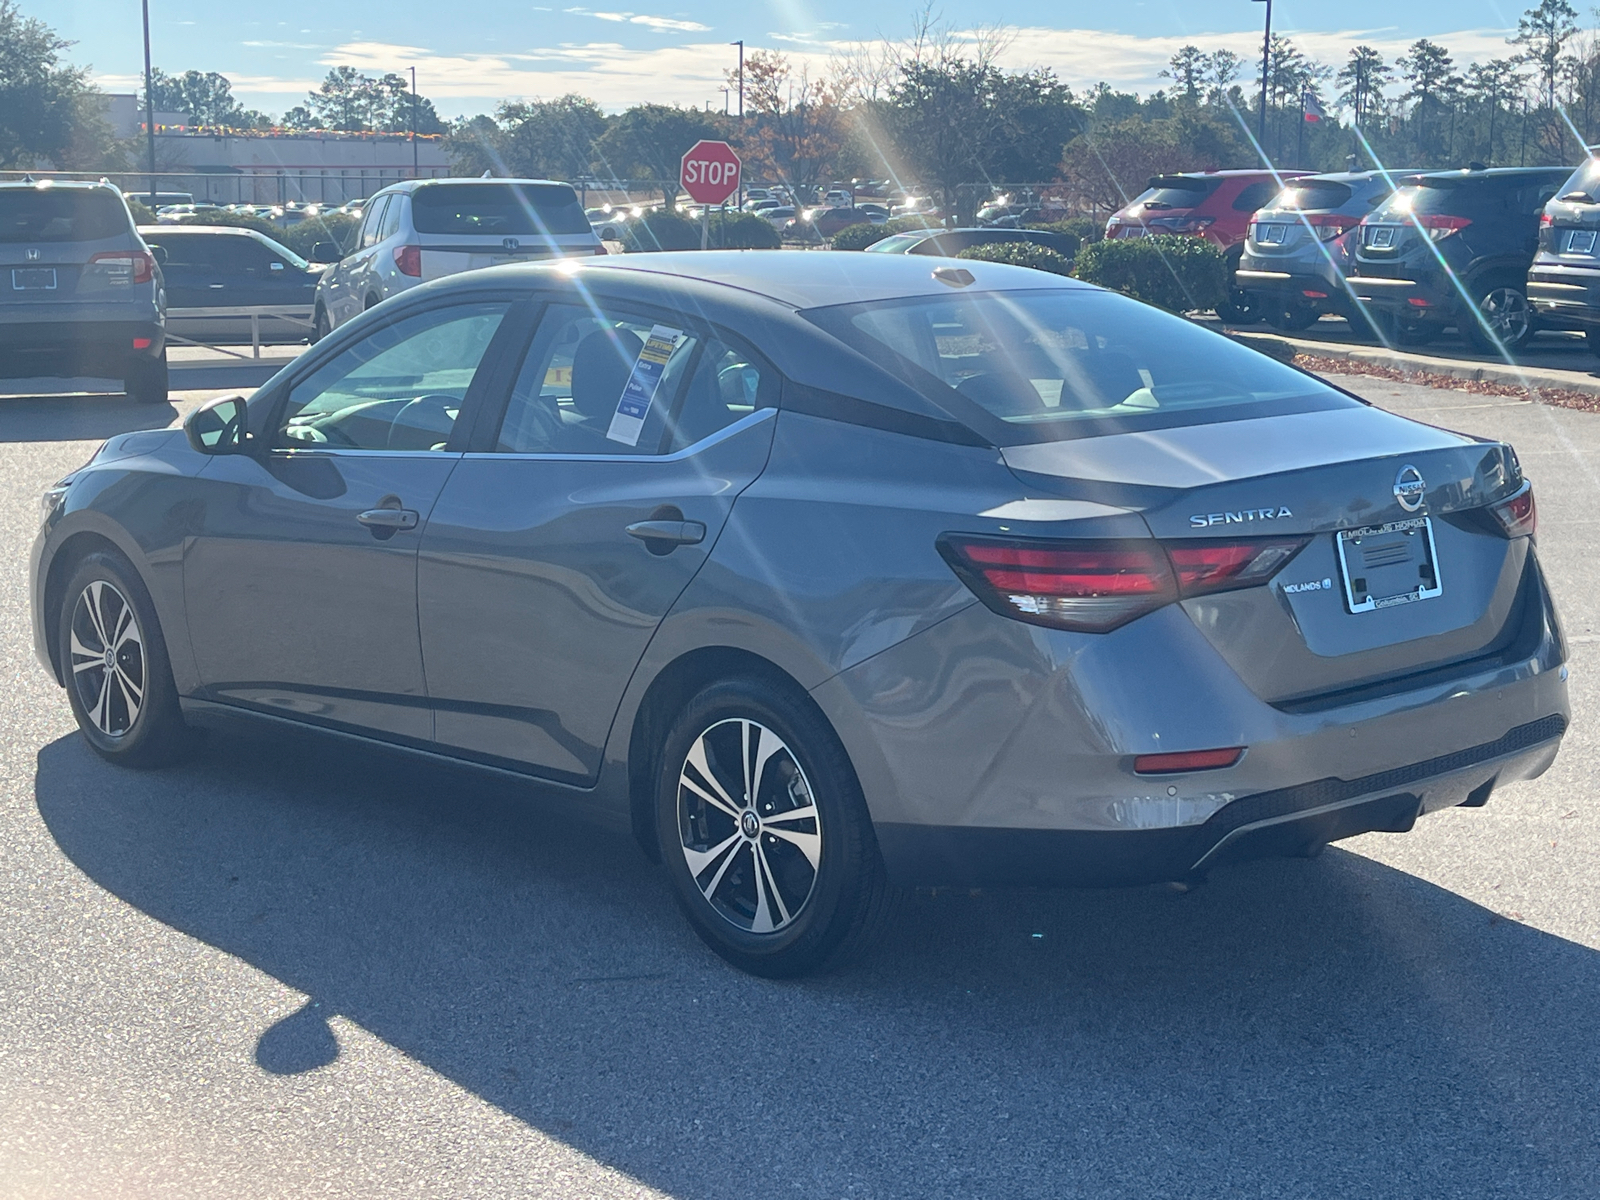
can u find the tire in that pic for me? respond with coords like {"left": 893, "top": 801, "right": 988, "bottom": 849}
{"left": 363, "top": 294, "right": 380, "bottom": 312}
{"left": 1215, "top": 283, "right": 1267, "bottom": 326}
{"left": 1586, "top": 327, "right": 1600, "bottom": 359}
{"left": 1267, "top": 305, "right": 1320, "bottom": 332}
{"left": 1463, "top": 280, "right": 1535, "bottom": 353}
{"left": 655, "top": 677, "right": 891, "bottom": 978}
{"left": 1394, "top": 319, "right": 1438, "bottom": 347}
{"left": 123, "top": 351, "right": 168, "bottom": 405}
{"left": 312, "top": 305, "right": 330, "bottom": 343}
{"left": 57, "top": 551, "right": 194, "bottom": 768}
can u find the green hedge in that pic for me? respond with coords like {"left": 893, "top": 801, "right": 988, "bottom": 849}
{"left": 1029, "top": 215, "right": 1103, "bottom": 246}
{"left": 620, "top": 209, "right": 700, "bottom": 252}
{"left": 280, "top": 213, "right": 360, "bottom": 260}
{"left": 704, "top": 209, "right": 781, "bottom": 249}
{"left": 831, "top": 214, "right": 941, "bottom": 250}
{"left": 1070, "top": 234, "right": 1227, "bottom": 314}
{"left": 956, "top": 242, "right": 1075, "bottom": 276}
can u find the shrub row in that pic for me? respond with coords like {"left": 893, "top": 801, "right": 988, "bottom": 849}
{"left": 830, "top": 214, "right": 943, "bottom": 251}
{"left": 620, "top": 208, "right": 780, "bottom": 252}
{"left": 1070, "top": 234, "right": 1227, "bottom": 313}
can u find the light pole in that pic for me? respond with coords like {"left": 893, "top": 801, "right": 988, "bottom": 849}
{"left": 1253, "top": 0, "right": 1272, "bottom": 149}
{"left": 731, "top": 40, "right": 744, "bottom": 118}
{"left": 410, "top": 65, "right": 419, "bottom": 179}
{"left": 141, "top": 0, "right": 157, "bottom": 205}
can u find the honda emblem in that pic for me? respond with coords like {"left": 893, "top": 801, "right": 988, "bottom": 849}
{"left": 503, "top": 237, "right": 520, "bottom": 253}
{"left": 25, "top": 248, "right": 40, "bottom": 261}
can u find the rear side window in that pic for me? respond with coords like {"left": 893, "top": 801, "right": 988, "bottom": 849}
{"left": 805, "top": 288, "right": 1359, "bottom": 444}
{"left": 1231, "top": 181, "right": 1279, "bottom": 212}
{"left": 411, "top": 184, "right": 591, "bottom": 237}
{"left": 0, "top": 189, "right": 131, "bottom": 243}
{"left": 360, "top": 197, "right": 391, "bottom": 249}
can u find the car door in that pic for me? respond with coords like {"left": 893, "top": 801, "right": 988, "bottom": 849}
{"left": 416, "top": 299, "right": 778, "bottom": 782}
{"left": 329, "top": 195, "right": 389, "bottom": 326}
{"left": 183, "top": 296, "right": 521, "bottom": 740}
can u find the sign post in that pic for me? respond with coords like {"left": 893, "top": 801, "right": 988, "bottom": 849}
{"left": 679, "top": 140, "right": 742, "bottom": 251}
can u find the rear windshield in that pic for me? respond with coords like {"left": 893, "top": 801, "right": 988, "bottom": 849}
{"left": 1136, "top": 177, "right": 1221, "bottom": 209}
{"left": 864, "top": 234, "right": 925, "bottom": 253}
{"left": 0, "top": 189, "right": 131, "bottom": 243}
{"left": 410, "top": 183, "right": 591, "bottom": 236}
{"left": 1558, "top": 160, "right": 1600, "bottom": 198}
{"left": 1267, "top": 181, "right": 1353, "bottom": 212}
{"left": 804, "top": 289, "right": 1358, "bottom": 444}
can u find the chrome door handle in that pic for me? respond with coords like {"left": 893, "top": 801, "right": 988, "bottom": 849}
{"left": 626, "top": 519, "right": 705, "bottom": 546}
{"left": 357, "top": 508, "right": 419, "bottom": 530}
{"left": 209, "top": 282, "right": 226, "bottom": 288}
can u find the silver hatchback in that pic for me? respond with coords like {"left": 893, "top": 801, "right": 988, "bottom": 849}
{"left": 313, "top": 179, "right": 603, "bottom": 338}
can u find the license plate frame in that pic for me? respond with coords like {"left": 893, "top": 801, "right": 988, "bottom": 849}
{"left": 1336, "top": 517, "right": 1442, "bottom": 614}
{"left": 1367, "top": 226, "right": 1396, "bottom": 248}
{"left": 1256, "top": 223, "right": 1288, "bottom": 244}
{"left": 1568, "top": 229, "right": 1597, "bottom": 254}
{"left": 11, "top": 267, "right": 57, "bottom": 291}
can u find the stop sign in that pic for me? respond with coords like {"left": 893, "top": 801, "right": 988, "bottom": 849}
{"left": 680, "top": 140, "right": 742, "bottom": 206}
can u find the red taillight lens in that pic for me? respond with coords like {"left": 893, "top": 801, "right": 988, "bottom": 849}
{"left": 938, "top": 534, "right": 1310, "bottom": 632}
{"left": 1419, "top": 214, "right": 1471, "bottom": 241}
{"left": 393, "top": 245, "right": 422, "bottom": 276}
{"left": 938, "top": 537, "right": 1176, "bottom": 632}
{"left": 1540, "top": 212, "right": 1553, "bottom": 227}
{"left": 89, "top": 250, "right": 154, "bottom": 284}
{"left": 1166, "top": 538, "right": 1310, "bottom": 597}
{"left": 1489, "top": 482, "right": 1536, "bottom": 537}
{"left": 1305, "top": 213, "right": 1359, "bottom": 241}
{"left": 1134, "top": 747, "right": 1244, "bottom": 774}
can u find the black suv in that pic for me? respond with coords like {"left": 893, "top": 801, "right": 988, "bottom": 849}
{"left": 1527, "top": 158, "right": 1600, "bottom": 355}
{"left": 0, "top": 180, "right": 167, "bottom": 403}
{"left": 1347, "top": 166, "right": 1568, "bottom": 351}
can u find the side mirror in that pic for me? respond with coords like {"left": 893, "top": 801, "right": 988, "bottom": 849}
{"left": 311, "top": 241, "right": 341, "bottom": 263}
{"left": 149, "top": 244, "right": 168, "bottom": 265}
{"left": 185, "top": 395, "right": 249, "bottom": 454}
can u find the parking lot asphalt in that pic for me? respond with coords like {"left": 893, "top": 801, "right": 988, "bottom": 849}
{"left": 1, "top": 373, "right": 1597, "bottom": 1199}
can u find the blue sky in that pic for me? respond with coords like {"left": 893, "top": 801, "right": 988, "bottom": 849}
{"left": 48, "top": 0, "right": 1554, "bottom": 116}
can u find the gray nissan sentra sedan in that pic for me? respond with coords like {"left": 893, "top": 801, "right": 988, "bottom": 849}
{"left": 31, "top": 251, "right": 1568, "bottom": 976}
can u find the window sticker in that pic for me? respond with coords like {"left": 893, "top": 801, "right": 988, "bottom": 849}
{"left": 607, "top": 324, "right": 682, "bottom": 446}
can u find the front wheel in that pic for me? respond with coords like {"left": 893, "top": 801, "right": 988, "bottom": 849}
{"left": 58, "top": 552, "right": 193, "bottom": 767}
{"left": 1267, "top": 305, "right": 1320, "bottom": 332}
{"left": 312, "top": 305, "right": 330, "bottom": 343}
{"left": 655, "top": 678, "right": 890, "bottom": 977}
{"left": 1215, "top": 285, "right": 1267, "bottom": 326}
{"left": 1464, "top": 281, "right": 1535, "bottom": 353}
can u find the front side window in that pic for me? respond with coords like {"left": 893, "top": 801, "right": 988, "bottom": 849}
{"left": 277, "top": 301, "right": 510, "bottom": 451}
{"left": 805, "top": 288, "right": 1359, "bottom": 444}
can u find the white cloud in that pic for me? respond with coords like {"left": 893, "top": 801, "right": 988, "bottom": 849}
{"left": 108, "top": 24, "right": 1523, "bottom": 117}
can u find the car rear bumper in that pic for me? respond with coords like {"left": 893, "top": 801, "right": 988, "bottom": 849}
{"left": 0, "top": 318, "right": 165, "bottom": 378}
{"left": 1346, "top": 271, "right": 1457, "bottom": 322}
{"left": 1235, "top": 263, "right": 1348, "bottom": 310}
{"left": 875, "top": 718, "right": 1564, "bottom": 886}
{"left": 816, "top": 553, "right": 1568, "bottom": 888}
{"left": 1528, "top": 263, "right": 1600, "bottom": 326}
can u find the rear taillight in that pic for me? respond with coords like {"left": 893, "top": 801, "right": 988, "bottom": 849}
{"left": 1489, "top": 482, "right": 1536, "bottom": 537}
{"left": 1166, "top": 538, "right": 1310, "bottom": 596}
{"left": 88, "top": 250, "right": 154, "bottom": 285}
{"left": 1540, "top": 212, "right": 1554, "bottom": 227}
{"left": 938, "top": 534, "right": 1309, "bottom": 632}
{"left": 393, "top": 245, "right": 422, "bottom": 276}
{"left": 1419, "top": 214, "right": 1471, "bottom": 241}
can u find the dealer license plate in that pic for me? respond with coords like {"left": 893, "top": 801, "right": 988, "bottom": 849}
{"left": 11, "top": 268, "right": 56, "bottom": 291}
{"left": 1256, "top": 224, "right": 1288, "bottom": 244}
{"left": 1336, "top": 518, "right": 1442, "bottom": 613}
{"left": 1366, "top": 226, "right": 1396, "bottom": 248}
{"left": 1567, "top": 229, "right": 1597, "bottom": 254}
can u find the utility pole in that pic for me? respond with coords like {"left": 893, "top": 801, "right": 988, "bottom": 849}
{"left": 731, "top": 41, "right": 744, "bottom": 118}
{"left": 141, "top": 0, "right": 157, "bottom": 205}
{"left": 410, "top": 66, "right": 419, "bottom": 179}
{"left": 1253, "top": 0, "right": 1272, "bottom": 149}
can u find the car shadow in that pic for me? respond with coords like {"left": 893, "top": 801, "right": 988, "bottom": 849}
{"left": 35, "top": 729, "right": 1600, "bottom": 1198}
{"left": 0, "top": 393, "right": 178, "bottom": 442}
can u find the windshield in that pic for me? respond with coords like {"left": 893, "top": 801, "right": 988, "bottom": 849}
{"left": 864, "top": 234, "right": 925, "bottom": 253}
{"left": 410, "top": 183, "right": 591, "bottom": 236}
{"left": 0, "top": 189, "right": 131, "bottom": 243}
{"left": 804, "top": 288, "right": 1359, "bottom": 444}
{"left": 1135, "top": 178, "right": 1220, "bottom": 210}
{"left": 1267, "top": 182, "right": 1353, "bottom": 212}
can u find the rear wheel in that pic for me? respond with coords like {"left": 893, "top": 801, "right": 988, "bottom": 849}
{"left": 1584, "top": 327, "right": 1600, "bottom": 359}
{"left": 123, "top": 351, "right": 168, "bottom": 405}
{"left": 1464, "top": 280, "right": 1535, "bottom": 353}
{"left": 58, "top": 552, "right": 193, "bottom": 767}
{"left": 312, "top": 305, "right": 330, "bottom": 343}
{"left": 1267, "top": 305, "right": 1320, "bottom": 332}
{"left": 655, "top": 678, "right": 890, "bottom": 977}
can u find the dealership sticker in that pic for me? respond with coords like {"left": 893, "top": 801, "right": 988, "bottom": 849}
{"left": 608, "top": 325, "right": 682, "bottom": 446}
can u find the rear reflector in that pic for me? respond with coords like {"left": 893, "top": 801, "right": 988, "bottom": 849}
{"left": 1302, "top": 289, "right": 1328, "bottom": 299}
{"left": 938, "top": 534, "right": 1309, "bottom": 632}
{"left": 1134, "top": 747, "right": 1244, "bottom": 774}
{"left": 131, "top": 337, "right": 152, "bottom": 349}
{"left": 1489, "top": 482, "right": 1536, "bottom": 537}
{"left": 393, "top": 245, "right": 422, "bottom": 276}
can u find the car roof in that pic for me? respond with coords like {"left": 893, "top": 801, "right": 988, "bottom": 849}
{"left": 371, "top": 177, "right": 578, "bottom": 197}
{"left": 1152, "top": 169, "right": 1308, "bottom": 180}
{"left": 521, "top": 249, "right": 1087, "bottom": 309}
{"left": 1399, "top": 166, "right": 1570, "bottom": 183}
{"left": 0, "top": 179, "right": 122, "bottom": 193}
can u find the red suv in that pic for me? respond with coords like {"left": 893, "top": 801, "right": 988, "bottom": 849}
{"left": 1105, "top": 169, "right": 1308, "bottom": 322}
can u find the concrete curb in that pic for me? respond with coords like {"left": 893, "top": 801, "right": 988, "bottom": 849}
{"left": 1226, "top": 331, "right": 1600, "bottom": 395}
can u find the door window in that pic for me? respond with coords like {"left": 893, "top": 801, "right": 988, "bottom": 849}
{"left": 378, "top": 196, "right": 403, "bottom": 241}
{"left": 495, "top": 304, "right": 701, "bottom": 455}
{"left": 359, "top": 197, "right": 391, "bottom": 249}
{"left": 212, "top": 236, "right": 276, "bottom": 276}
{"left": 276, "top": 301, "right": 510, "bottom": 451}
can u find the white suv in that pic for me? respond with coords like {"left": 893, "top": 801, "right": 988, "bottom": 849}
{"left": 312, "top": 179, "right": 603, "bottom": 338}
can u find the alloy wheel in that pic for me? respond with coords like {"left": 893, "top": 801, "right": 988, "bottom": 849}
{"left": 1481, "top": 287, "right": 1531, "bottom": 345}
{"left": 676, "top": 718, "right": 821, "bottom": 935}
{"left": 68, "top": 580, "right": 146, "bottom": 738}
